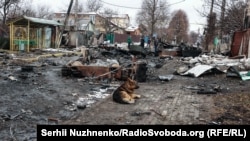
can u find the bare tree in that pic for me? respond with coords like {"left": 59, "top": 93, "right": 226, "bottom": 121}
{"left": 198, "top": 0, "right": 221, "bottom": 17}
{"left": 5, "top": 2, "right": 20, "bottom": 20}
{"left": 86, "top": 0, "right": 103, "bottom": 12}
{"left": 189, "top": 31, "right": 199, "bottom": 45}
{"left": 99, "top": 8, "right": 118, "bottom": 33}
{"left": 166, "top": 10, "right": 189, "bottom": 44}
{"left": 204, "top": 12, "right": 217, "bottom": 50}
{"left": 136, "top": 0, "right": 170, "bottom": 37}
{"left": 15, "top": 0, "right": 36, "bottom": 17}
{"left": 72, "top": 0, "right": 84, "bottom": 13}
{"left": 0, "top": 0, "right": 21, "bottom": 24}
{"left": 223, "top": 1, "right": 246, "bottom": 34}
{"left": 36, "top": 5, "right": 53, "bottom": 19}
{"left": 7, "top": 0, "right": 52, "bottom": 20}
{"left": 197, "top": 0, "right": 246, "bottom": 49}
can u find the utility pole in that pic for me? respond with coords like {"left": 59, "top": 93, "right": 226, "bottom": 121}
{"left": 74, "top": 0, "right": 78, "bottom": 30}
{"left": 220, "top": 0, "right": 226, "bottom": 40}
{"left": 209, "top": 0, "right": 214, "bottom": 16}
{"left": 205, "top": 0, "right": 215, "bottom": 51}
{"left": 244, "top": 0, "right": 250, "bottom": 29}
{"left": 56, "top": 0, "right": 74, "bottom": 48}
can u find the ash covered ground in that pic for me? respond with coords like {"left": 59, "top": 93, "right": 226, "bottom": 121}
{"left": 0, "top": 48, "right": 250, "bottom": 140}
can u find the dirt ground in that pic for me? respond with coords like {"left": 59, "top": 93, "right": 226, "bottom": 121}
{"left": 0, "top": 48, "right": 250, "bottom": 140}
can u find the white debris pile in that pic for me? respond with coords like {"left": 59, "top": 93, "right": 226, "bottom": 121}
{"left": 75, "top": 86, "right": 117, "bottom": 108}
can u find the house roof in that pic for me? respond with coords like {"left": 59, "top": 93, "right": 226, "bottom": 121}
{"left": 53, "top": 12, "right": 128, "bottom": 32}
{"left": 7, "top": 15, "right": 63, "bottom": 27}
{"left": 54, "top": 11, "right": 100, "bottom": 16}
{"left": 78, "top": 19, "right": 93, "bottom": 25}
{"left": 125, "top": 26, "right": 139, "bottom": 32}
{"left": 77, "top": 19, "right": 95, "bottom": 31}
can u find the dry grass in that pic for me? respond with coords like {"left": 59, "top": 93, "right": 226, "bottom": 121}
{"left": 211, "top": 92, "right": 250, "bottom": 124}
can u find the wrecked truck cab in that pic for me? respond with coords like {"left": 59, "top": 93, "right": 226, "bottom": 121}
{"left": 61, "top": 59, "right": 148, "bottom": 82}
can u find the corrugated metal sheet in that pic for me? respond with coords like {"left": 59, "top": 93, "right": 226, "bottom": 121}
{"left": 23, "top": 16, "right": 63, "bottom": 26}
{"left": 8, "top": 16, "right": 63, "bottom": 27}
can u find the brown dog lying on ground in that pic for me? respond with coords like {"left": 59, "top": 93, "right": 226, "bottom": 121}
{"left": 112, "top": 77, "right": 141, "bottom": 104}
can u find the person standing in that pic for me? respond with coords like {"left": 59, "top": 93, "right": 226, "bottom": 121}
{"left": 127, "top": 34, "right": 132, "bottom": 49}
{"left": 140, "top": 35, "right": 145, "bottom": 48}
{"left": 147, "top": 37, "right": 151, "bottom": 48}
{"left": 213, "top": 36, "right": 219, "bottom": 54}
{"left": 153, "top": 37, "right": 159, "bottom": 56}
{"left": 144, "top": 35, "right": 148, "bottom": 47}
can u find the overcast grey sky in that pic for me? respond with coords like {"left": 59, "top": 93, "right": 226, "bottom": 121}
{"left": 33, "top": 0, "right": 206, "bottom": 32}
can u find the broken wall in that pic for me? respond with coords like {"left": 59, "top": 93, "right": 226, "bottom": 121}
{"left": 231, "top": 29, "right": 250, "bottom": 58}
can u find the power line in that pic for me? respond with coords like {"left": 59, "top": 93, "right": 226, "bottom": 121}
{"left": 99, "top": 0, "right": 141, "bottom": 9}
{"left": 99, "top": 0, "right": 186, "bottom": 10}
{"left": 168, "top": 0, "right": 186, "bottom": 6}
{"left": 190, "top": 23, "right": 206, "bottom": 25}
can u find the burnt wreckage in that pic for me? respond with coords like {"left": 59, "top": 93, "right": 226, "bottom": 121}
{"left": 61, "top": 46, "right": 148, "bottom": 82}
{"left": 60, "top": 40, "right": 201, "bottom": 83}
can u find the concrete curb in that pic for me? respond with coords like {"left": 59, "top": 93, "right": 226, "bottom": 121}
{"left": 0, "top": 49, "right": 82, "bottom": 62}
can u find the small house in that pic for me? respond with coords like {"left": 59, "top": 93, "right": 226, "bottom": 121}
{"left": 7, "top": 15, "right": 63, "bottom": 52}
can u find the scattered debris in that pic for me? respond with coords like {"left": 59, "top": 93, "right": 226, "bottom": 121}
{"left": 47, "top": 117, "right": 59, "bottom": 124}
{"left": 227, "top": 66, "right": 250, "bottom": 81}
{"left": 21, "top": 65, "right": 34, "bottom": 72}
{"left": 1, "top": 37, "right": 250, "bottom": 141}
{"left": 8, "top": 76, "right": 17, "bottom": 81}
{"left": 130, "top": 111, "right": 151, "bottom": 116}
{"left": 197, "top": 89, "right": 217, "bottom": 94}
{"left": 181, "top": 45, "right": 202, "bottom": 58}
{"left": 180, "top": 65, "right": 225, "bottom": 77}
{"left": 158, "top": 74, "right": 174, "bottom": 81}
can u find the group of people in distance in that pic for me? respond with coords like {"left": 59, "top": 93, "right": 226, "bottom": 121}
{"left": 127, "top": 33, "right": 160, "bottom": 56}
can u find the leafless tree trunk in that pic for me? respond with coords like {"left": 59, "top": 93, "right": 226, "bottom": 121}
{"left": 204, "top": 0, "right": 216, "bottom": 51}
{"left": 205, "top": 12, "right": 216, "bottom": 51}
{"left": 219, "top": 0, "right": 225, "bottom": 40}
